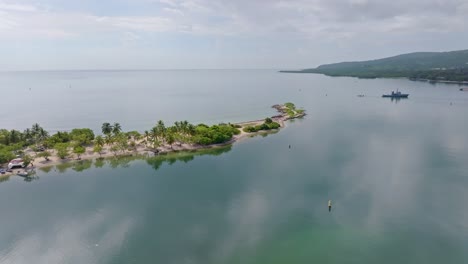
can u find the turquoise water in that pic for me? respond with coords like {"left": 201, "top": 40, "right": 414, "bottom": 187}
{"left": 0, "top": 70, "right": 467, "bottom": 263}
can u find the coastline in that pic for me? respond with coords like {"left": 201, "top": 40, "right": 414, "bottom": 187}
{"left": 280, "top": 71, "right": 468, "bottom": 85}
{"left": 1, "top": 104, "right": 305, "bottom": 179}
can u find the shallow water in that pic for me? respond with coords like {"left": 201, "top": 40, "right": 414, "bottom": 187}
{"left": 0, "top": 70, "right": 467, "bottom": 264}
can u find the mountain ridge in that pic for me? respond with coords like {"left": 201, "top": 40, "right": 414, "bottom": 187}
{"left": 281, "top": 49, "right": 468, "bottom": 82}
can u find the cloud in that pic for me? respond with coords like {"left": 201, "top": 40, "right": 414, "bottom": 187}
{"left": 0, "top": 2, "right": 36, "bottom": 12}
{"left": 1, "top": 0, "right": 468, "bottom": 69}
{"left": 1, "top": 0, "right": 467, "bottom": 40}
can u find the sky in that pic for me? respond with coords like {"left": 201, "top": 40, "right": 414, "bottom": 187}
{"left": 0, "top": 0, "right": 467, "bottom": 70}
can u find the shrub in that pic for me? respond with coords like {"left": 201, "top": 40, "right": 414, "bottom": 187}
{"left": 55, "top": 143, "right": 69, "bottom": 159}
{"left": 48, "top": 131, "right": 71, "bottom": 145}
{"left": 268, "top": 122, "right": 281, "bottom": 129}
{"left": 22, "top": 154, "right": 33, "bottom": 167}
{"left": 243, "top": 126, "right": 257, "bottom": 133}
{"left": 284, "top": 102, "right": 296, "bottom": 109}
{"left": 37, "top": 151, "right": 52, "bottom": 161}
{"left": 0, "top": 149, "right": 14, "bottom": 164}
{"left": 73, "top": 145, "right": 85, "bottom": 159}
{"left": 193, "top": 123, "right": 238, "bottom": 145}
{"left": 70, "top": 128, "right": 95, "bottom": 145}
{"left": 259, "top": 123, "right": 270, "bottom": 130}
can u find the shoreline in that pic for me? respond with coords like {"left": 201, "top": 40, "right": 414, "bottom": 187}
{"left": 1, "top": 104, "right": 305, "bottom": 179}
{"left": 279, "top": 71, "right": 468, "bottom": 85}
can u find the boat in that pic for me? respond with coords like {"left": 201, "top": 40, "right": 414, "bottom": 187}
{"left": 17, "top": 171, "right": 29, "bottom": 177}
{"left": 382, "top": 90, "right": 409, "bottom": 98}
{"left": 17, "top": 168, "right": 35, "bottom": 177}
{"left": 8, "top": 158, "right": 25, "bottom": 169}
{"left": 460, "top": 88, "right": 468, "bottom": 91}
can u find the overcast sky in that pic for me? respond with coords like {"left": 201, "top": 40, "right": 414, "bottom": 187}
{"left": 1, "top": 0, "right": 467, "bottom": 70}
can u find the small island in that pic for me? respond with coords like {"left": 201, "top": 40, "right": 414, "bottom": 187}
{"left": 0, "top": 103, "right": 305, "bottom": 178}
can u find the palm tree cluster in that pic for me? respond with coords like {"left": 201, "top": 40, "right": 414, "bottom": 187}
{"left": 0, "top": 123, "right": 49, "bottom": 146}
{"left": 142, "top": 120, "right": 196, "bottom": 152}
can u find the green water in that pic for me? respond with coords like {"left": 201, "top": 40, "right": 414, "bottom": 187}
{"left": 0, "top": 71, "right": 467, "bottom": 263}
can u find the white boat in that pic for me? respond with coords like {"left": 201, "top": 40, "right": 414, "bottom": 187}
{"left": 17, "top": 168, "right": 35, "bottom": 177}
{"left": 8, "top": 158, "right": 25, "bottom": 169}
{"left": 17, "top": 171, "right": 29, "bottom": 177}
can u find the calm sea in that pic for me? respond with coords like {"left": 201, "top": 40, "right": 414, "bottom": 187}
{"left": 0, "top": 70, "right": 467, "bottom": 264}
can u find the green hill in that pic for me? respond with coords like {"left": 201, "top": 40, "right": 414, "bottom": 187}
{"left": 281, "top": 49, "right": 468, "bottom": 82}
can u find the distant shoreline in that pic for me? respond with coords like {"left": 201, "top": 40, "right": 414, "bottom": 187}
{"left": 279, "top": 70, "right": 468, "bottom": 85}
{"left": 1, "top": 104, "right": 305, "bottom": 179}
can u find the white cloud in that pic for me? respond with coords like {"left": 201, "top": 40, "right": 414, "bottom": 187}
{"left": 0, "top": 2, "right": 36, "bottom": 12}
{"left": 1, "top": 0, "right": 468, "bottom": 69}
{"left": 1, "top": 0, "right": 468, "bottom": 40}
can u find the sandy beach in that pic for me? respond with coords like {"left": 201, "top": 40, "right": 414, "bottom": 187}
{"left": 1, "top": 105, "right": 305, "bottom": 178}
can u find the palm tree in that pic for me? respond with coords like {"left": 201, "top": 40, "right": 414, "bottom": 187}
{"left": 181, "top": 120, "right": 189, "bottom": 135}
{"left": 105, "top": 134, "right": 113, "bottom": 146}
{"left": 32, "top": 123, "right": 41, "bottom": 135}
{"left": 150, "top": 126, "right": 159, "bottom": 141}
{"left": 143, "top": 130, "right": 150, "bottom": 147}
{"left": 187, "top": 124, "right": 196, "bottom": 136}
{"left": 95, "top": 135, "right": 104, "bottom": 147}
{"left": 116, "top": 134, "right": 128, "bottom": 154}
{"left": 156, "top": 120, "right": 166, "bottom": 138}
{"left": 9, "top": 129, "right": 21, "bottom": 144}
{"left": 23, "top": 128, "right": 33, "bottom": 143}
{"left": 38, "top": 127, "right": 49, "bottom": 142}
{"left": 150, "top": 138, "right": 161, "bottom": 153}
{"left": 166, "top": 132, "right": 175, "bottom": 149}
{"left": 174, "top": 121, "right": 181, "bottom": 133}
{"left": 102, "top": 122, "right": 112, "bottom": 136}
{"left": 112, "top": 122, "right": 122, "bottom": 136}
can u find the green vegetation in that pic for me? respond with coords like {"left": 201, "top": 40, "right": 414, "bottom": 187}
{"left": 0, "top": 124, "right": 51, "bottom": 163}
{"left": 192, "top": 123, "right": 240, "bottom": 145}
{"left": 280, "top": 49, "right": 468, "bottom": 82}
{"left": 22, "top": 154, "right": 33, "bottom": 167}
{"left": 70, "top": 128, "right": 95, "bottom": 146}
{"left": 55, "top": 143, "right": 69, "bottom": 159}
{"left": 0, "top": 103, "right": 302, "bottom": 168}
{"left": 37, "top": 151, "right": 52, "bottom": 161}
{"left": 73, "top": 145, "right": 85, "bottom": 159}
{"left": 282, "top": 102, "right": 304, "bottom": 118}
{"left": 0, "top": 150, "right": 15, "bottom": 164}
{"left": 284, "top": 102, "right": 295, "bottom": 109}
{"left": 409, "top": 69, "right": 468, "bottom": 82}
{"left": 93, "top": 144, "right": 103, "bottom": 157}
{"left": 243, "top": 118, "right": 281, "bottom": 133}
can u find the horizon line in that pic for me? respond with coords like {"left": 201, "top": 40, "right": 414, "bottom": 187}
{"left": 0, "top": 68, "right": 291, "bottom": 73}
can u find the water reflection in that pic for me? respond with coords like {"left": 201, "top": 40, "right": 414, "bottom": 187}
{"left": 31, "top": 146, "right": 234, "bottom": 176}
{"left": 146, "top": 146, "right": 231, "bottom": 171}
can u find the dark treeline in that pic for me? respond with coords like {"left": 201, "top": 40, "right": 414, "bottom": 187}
{"left": 282, "top": 68, "right": 468, "bottom": 82}
{"left": 409, "top": 68, "right": 468, "bottom": 82}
